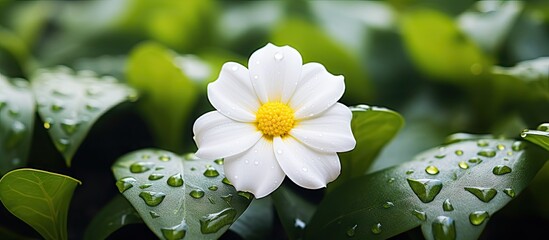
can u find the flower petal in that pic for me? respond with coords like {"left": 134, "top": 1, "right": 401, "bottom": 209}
{"left": 193, "top": 111, "right": 262, "bottom": 159}
{"left": 224, "top": 138, "right": 285, "bottom": 198}
{"left": 208, "top": 62, "right": 259, "bottom": 122}
{"left": 290, "top": 103, "right": 355, "bottom": 152}
{"left": 290, "top": 63, "right": 345, "bottom": 119}
{"left": 273, "top": 137, "right": 341, "bottom": 189}
{"left": 249, "top": 43, "right": 302, "bottom": 103}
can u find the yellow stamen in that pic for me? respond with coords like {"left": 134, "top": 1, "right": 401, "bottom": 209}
{"left": 256, "top": 102, "right": 295, "bottom": 138}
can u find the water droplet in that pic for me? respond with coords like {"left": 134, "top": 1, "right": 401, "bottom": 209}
{"left": 167, "top": 173, "right": 184, "bottom": 187}
{"left": 412, "top": 210, "right": 427, "bottom": 221}
{"left": 492, "top": 165, "right": 512, "bottom": 175}
{"left": 496, "top": 144, "right": 505, "bottom": 150}
{"left": 454, "top": 150, "right": 464, "bottom": 156}
{"left": 221, "top": 194, "right": 232, "bottom": 204}
{"left": 435, "top": 154, "right": 446, "bottom": 159}
{"left": 190, "top": 167, "right": 196, "bottom": 171}
{"left": 43, "top": 119, "right": 53, "bottom": 129}
{"left": 383, "top": 201, "right": 394, "bottom": 209}
{"left": 115, "top": 177, "right": 136, "bottom": 193}
{"left": 161, "top": 221, "right": 188, "bottom": 240}
{"left": 425, "top": 165, "right": 440, "bottom": 175}
{"left": 294, "top": 218, "right": 306, "bottom": 229}
{"left": 406, "top": 170, "right": 414, "bottom": 175}
{"left": 238, "top": 191, "right": 253, "bottom": 200}
{"left": 468, "top": 157, "right": 482, "bottom": 164}
{"left": 464, "top": 187, "right": 497, "bottom": 202}
{"left": 158, "top": 154, "right": 171, "bottom": 162}
{"left": 60, "top": 119, "right": 80, "bottom": 135}
{"left": 469, "top": 211, "right": 489, "bottom": 226}
{"left": 214, "top": 159, "right": 224, "bottom": 165}
{"left": 222, "top": 177, "right": 233, "bottom": 186}
{"left": 150, "top": 211, "right": 160, "bottom": 219}
{"left": 85, "top": 102, "right": 100, "bottom": 111}
{"left": 506, "top": 151, "right": 513, "bottom": 156}
{"left": 274, "top": 52, "right": 284, "bottom": 61}
{"left": 346, "top": 224, "right": 357, "bottom": 237}
{"left": 371, "top": 223, "right": 382, "bottom": 235}
{"left": 458, "top": 161, "right": 469, "bottom": 169}
{"left": 139, "top": 184, "right": 152, "bottom": 189}
{"left": 477, "top": 148, "right": 496, "bottom": 158}
{"left": 432, "top": 216, "right": 456, "bottom": 240}
{"left": 129, "top": 162, "right": 155, "bottom": 173}
{"left": 190, "top": 189, "right": 205, "bottom": 199}
{"left": 537, "top": 123, "right": 549, "bottom": 131}
{"left": 54, "top": 138, "right": 70, "bottom": 153}
{"left": 4, "top": 121, "right": 26, "bottom": 149}
{"left": 512, "top": 141, "right": 525, "bottom": 151}
{"left": 443, "top": 199, "right": 454, "bottom": 211}
{"left": 503, "top": 188, "right": 515, "bottom": 198}
{"left": 387, "top": 178, "right": 396, "bottom": 184}
{"left": 139, "top": 191, "right": 166, "bottom": 206}
{"left": 142, "top": 154, "right": 151, "bottom": 159}
{"left": 200, "top": 208, "right": 237, "bottom": 234}
{"left": 477, "top": 140, "right": 489, "bottom": 147}
{"left": 148, "top": 173, "right": 164, "bottom": 181}
{"left": 407, "top": 178, "right": 443, "bottom": 203}
{"left": 208, "top": 185, "right": 218, "bottom": 191}
{"left": 276, "top": 149, "right": 283, "bottom": 155}
{"left": 203, "top": 166, "right": 220, "bottom": 177}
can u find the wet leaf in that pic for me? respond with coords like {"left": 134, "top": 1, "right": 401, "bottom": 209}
{"left": 0, "top": 168, "right": 81, "bottom": 240}
{"left": 0, "top": 74, "right": 34, "bottom": 174}
{"left": 306, "top": 137, "right": 547, "bottom": 240}
{"left": 31, "top": 66, "right": 137, "bottom": 166}
{"left": 112, "top": 150, "right": 251, "bottom": 239}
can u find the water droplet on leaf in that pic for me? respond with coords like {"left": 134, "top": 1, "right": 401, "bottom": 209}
{"left": 148, "top": 173, "right": 164, "bottom": 181}
{"left": 469, "top": 211, "right": 489, "bottom": 226}
{"left": 512, "top": 141, "right": 525, "bottom": 151}
{"left": 492, "top": 165, "right": 512, "bottom": 175}
{"left": 412, "top": 210, "right": 427, "bottom": 221}
{"left": 214, "top": 159, "right": 224, "bottom": 165}
{"left": 407, "top": 178, "right": 443, "bottom": 203}
{"left": 200, "top": 208, "right": 237, "bottom": 234}
{"left": 346, "top": 224, "right": 357, "bottom": 237}
{"left": 458, "top": 161, "right": 469, "bottom": 169}
{"left": 383, "top": 202, "right": 394, "bottom": 209}
{"left": 371, "top": 223, "right": 382, "bottom": 235}
{"left": 115, "top": 177, "right": 136, "bottom": 193}
{"left": 203, "top": 166, "right": 219, "bottom": 177}
{"left": 237, "top": 191, "right": 253, "bottom": 200}
{"left": 149, "top": 211, "right": 160, "bottom": 219}
{"left": 432, "top": 216, "right": 456, "bottom": 240}
{"left": 190, "top": 189, "right": 205, "bottom": 199}
{"left": 161, "top": 221, "right": 188, "bottom": 240}
{"left": 158, "top": 154, "right": 171, "bottom": 162}
{"left": 425, "top": 166, "right": 440, "bottom": 175}
{"left": 443, "top": 199, "right": 454, "bottom": 211}
{"left": 60, "top": 119, "right": 80, "bottom": 135}
{"left": 464, "top": 187, "right": 497, "bottom": 202}
{"left": 503, "top": 188, "right": 515, "bottom": 198}
{"left": 139, "top": 191, "right": 166, "bottom": 206}
{"left": 167, "top": 173, "right": 184, "bottom": 187}
{"left": 129, "top": 162, "right": 155, "bottom": 173}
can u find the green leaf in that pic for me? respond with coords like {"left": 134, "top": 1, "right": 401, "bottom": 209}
{"left": 0, "top": 74, "right": 34, "bottom": 174}
{"left": 400, "top": 8, "right": 493, "bottom": 82}
{"left": 126, "top": 42, "right": 198, "bottom": 152}
{"left": 521, "top": 123, "right": 549, "bottom": 152}
{"left": 31, "top": 66, "right": 137, "bottom": 166}
{"left": 111, "top": 149, "right": 251, "bottom": 240}
{"left": 229, "top": 197, "right": 273, "bottom": 240}
{"left": 0, "top": 168, "right": 81, "bottom": 240}
{"left": 331, "top": 105, "right": 404, "bottom": 189}
{"left": 83, "top": 194, "right": 143, "bottom": 240}
{"left": 491, "top": 57, "right": 549, "bottom": 101}
{"left": 271, "top": 186, "right": 315, "bottom": 240}
{"left": 271, "top": 18, "right": 374, "bottom": 103}
{"left": 458, "top": 1, "right": 523, "bottom": 54}
{"left": 305, "top": 137, "right": 546, "bottom": 240}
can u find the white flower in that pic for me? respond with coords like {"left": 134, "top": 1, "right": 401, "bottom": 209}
{"left": 193, "top": 43, "right": 356, "bottom": 198}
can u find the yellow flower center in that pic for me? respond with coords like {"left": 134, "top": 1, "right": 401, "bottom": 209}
{"left": 256, "top": 102, "right": 295, "bottom": 138}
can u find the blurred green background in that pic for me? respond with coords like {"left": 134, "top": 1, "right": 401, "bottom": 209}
{"left": 1, "top": 0, "right": 549, "bottom": 239}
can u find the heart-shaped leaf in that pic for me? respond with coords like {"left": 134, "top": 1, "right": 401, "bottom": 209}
{"left": 0, "top": 75, "right": 34, "bottom": 174}
{"left": 31, "top": 66, "right": 137, "bottom": 166}
{"left": 305, "top": 137, "right": 547, "bottom": 240}
{"left": 331, "top": 105, "right": 404, "bottom": 189}
{"left": 126, "top": 42, "right": 198, "bottom": 152}
{"left": 112, "top": 149, "right": 251, "bottom": 239}
{"left": 83, "top": 195, "right": 143, "bottom": 240}
{"left": 0, "top": 168, "right": 81, "bottom": 240}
